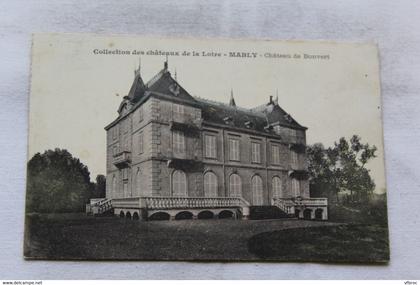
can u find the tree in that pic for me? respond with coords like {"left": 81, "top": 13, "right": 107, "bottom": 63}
{"left": 26, "top": 148, "right": 95, "bottom": 213}
{"left": 307, "top": 135, "right": 377, "bottom": 204}
{"left": 92, "top": 174, "right": 106, "bottom": 198}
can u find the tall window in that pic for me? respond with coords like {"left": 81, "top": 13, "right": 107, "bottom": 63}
{"left": 173, "top": 103, "right": 184, "bottom": 120}
{"left": 229, "top": 174, "right": 242, "bottom": 197}
{"left": 112, "top": 126, "right": 118, "bottom": 140}
{"left": 123, "top": 119, "right": 128, "bottom": 133}
{"left": 251, "top": 142, "right": 261, "bottom": 163}
{"left": 172, "top": 170, "right": 187, "bottom": 196}
{"left": 252, "top": 175, "right": 263, "bottom": 205}
{"left": 136, "top": 169, "right": 141, "bottom": 195}
{"left": 112, "top": 175, "right": 116, "bottom": 195}
{"left": 204, "top": 172, "right": 218, "bottom": 197}
{"left": 272, "top": 176, "right": 282, "bottom": 198}
{"left": 229, "top": 138, "right": 240, "bottom": 161}
{"left": 292, "top": 178, "right": 300, "bottom": 197}
{"left": 272, "top": 145, "right": 280, "bottom": 165}
{"left": 291, "top": 151, "right": 298, "bottom": 169}
{"left": 124, "top": 137, "right": 130, "bottom": 151}
{"left": 173, "top": 131, "right": 185, "bottom": 154}
{"left": 138, "top": 131, "right": 144, "bottom": 154}
{"left": 123, "top": 182, "right": 128, "bottom": 197}
{"left": 205, "top": 135, "right": 216, "bottom": 158}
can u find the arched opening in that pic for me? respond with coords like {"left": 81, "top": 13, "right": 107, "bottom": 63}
{"left": 119, "top": 211, "right": 125, "bottom": 218}
{"left": 218, "top": 210, "right": 234, "bottom": 219}
{"left": 149, "top": 212, "right": 170, "bottom": 221}
{"left": 126, "top": 211, "right": 132, "bottom": 219}
{"left": 136, "top": 169, "right": 141, "bottom": 195}
{"left": 303, "top": 209, "right": 312, "bottom": 220}
{"left": 315, "top": 208, "right": 323, "bottom": 220}
{"left": 197, "top": 211, "right": 214, "bottom": 219}
{"left": 291, "top": 178, "right": 300, "bottom": 197}
{"left": 175, "top": 211, "right": 193, "bottom": 220}
{"left": 204, "top": 172, "right": 218, "bottom": 197}
{"left": 251, "top": 175, "right": 263, "bottom": 205}
{"left": 133, "top": 212, "right": 140, "bottom": 220}
{"left": 272, "top": 176, "right": 282, "bottom": 198}
{"left": 229, "top": 173, "right": 242, "bottom": 197}
{"left": 172, "top": 170, "right": 187, "bottom": 197}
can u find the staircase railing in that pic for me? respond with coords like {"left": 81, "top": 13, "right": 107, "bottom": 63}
{"left": 97, "top": 199, "right": 113, "bottom": 214}
{"left": 272, "top": 198, "right": 296, "bottom": 214}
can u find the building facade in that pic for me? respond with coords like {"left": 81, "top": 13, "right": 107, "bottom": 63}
{"left": 94, "top": 61, "right": 328, "bottom": 220}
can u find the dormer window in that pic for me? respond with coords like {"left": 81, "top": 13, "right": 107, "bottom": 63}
{"left": 284, "top": 114, "right": 293, "bottom": 123}
{"left": 223, "top": 116, "right": 233, "bottom": 124}
{"left": 169, "top": 83, "right": 180, "bottom": 96}
{"left": 244, "top": 121, "right": 254, "bottom": 128}
{"left": 264, "top": 125, "right": 273, "bottom": 132}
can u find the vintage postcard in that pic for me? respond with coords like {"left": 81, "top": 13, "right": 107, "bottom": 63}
{"left": 24, "top": 34, "right": 389, "bottom": 262}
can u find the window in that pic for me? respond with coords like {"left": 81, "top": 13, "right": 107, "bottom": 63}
{"left": 112, "top": 175, "right": 116, "bottom": 194}
{"left": 292, "top": 179, "right": 300, "bottom": 197}
{"left": 172, "top": 170, "right": 187, "bottom": 196}
{"left": 205, "top": 135, "right": 216, "bottom": 158}
{"left": 204, "top": 172, "right": 218, "bottom": 197}
{"left": 123, "top": 182, "right": 128, "bottom": 197}
{"left": 138, "top": 106, "right": 144, "bottom": 122}
{"left": 124, "top": 137, "right": 130, "bottom": 151}
{"left": 123, "top": 120, "right": 128, "bottom": 133}
{"left": 229, "top": 138, "right": 240, "bottom": 161}
{"left": 252, "top": 175, "right": 263, "bottom": 205}
{"left": 112, "top": 145, "right": 117, "bottom": 156}
{"left": 272, "top": 145, "right": 280, "bottom": 165}
{"left": 173, "top": 131, "right": 185, "bottom": 154}
{"left": 138, "top": 132, "right": 144, "bottom": 154}
{"left": 173, "top": 103, "right": 184, "bottom": 119}
{"left": 136, "top": 169, "right": 141, "bottom": 194}
{"left": 112, "top": 126, "right": 118, "bottom": 140}
{"left": 229, "top": 174, "right": 242, "bottom": 197}
{"left": 251, "top": 142, "right": 261, "bottom": 163}
{"left": 291, "top": 151, "right": 298, "bottom": 169}
{"left": 272, "top": 176, "right": 282, "bottom": 198}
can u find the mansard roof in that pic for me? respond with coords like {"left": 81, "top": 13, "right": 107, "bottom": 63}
{"left": 196, "top": 97, "right": 306, "bottom": 132}
{"left": 251, "top": 100, "right": 306, "bottom": 130}
{"left": 105, "top": 63, "right": 307, "bottom": 132}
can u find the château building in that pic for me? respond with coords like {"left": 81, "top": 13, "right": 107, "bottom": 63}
{"left": 89, "top": 61, "right": 328, "bottom": 221}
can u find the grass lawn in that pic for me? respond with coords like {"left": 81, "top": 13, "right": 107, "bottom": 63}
{"left": 24, "top": 213, "right": 388, "bottom": 262}
{"left": 248, "top": 224, "right": 389, "bottom": 263}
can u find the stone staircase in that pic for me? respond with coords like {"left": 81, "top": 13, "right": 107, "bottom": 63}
{"left": 249, "top": 206, "right": 292, "bottom": 220}
{"left": 86, "top": 198, "right": 113, "bottom": 216}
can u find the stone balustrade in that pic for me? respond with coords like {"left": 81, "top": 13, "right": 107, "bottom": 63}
{"left": 111, "top": 196, "right": 249, "bottom": 210}
{"left": 272, "top": 197, "right": 328, "bottom": 215}
{"left": 142, "top": 196, "right": 246, "bottom": 210}
{"left": 295, "top": 197, "right": 328, "bottom": 206}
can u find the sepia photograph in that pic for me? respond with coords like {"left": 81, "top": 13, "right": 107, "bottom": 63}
{"left": 24, "top": 34, "right": 389, "bottom": 262}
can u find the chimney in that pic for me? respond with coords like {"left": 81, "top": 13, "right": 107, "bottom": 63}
{"left": 269, "top": 95, "right": 273, "bottom": 104}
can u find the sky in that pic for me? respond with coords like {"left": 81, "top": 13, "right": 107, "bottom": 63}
{"left": 29, "top": 34, "right": 386, "bottom": 193}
